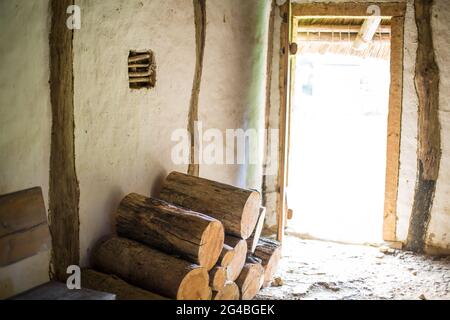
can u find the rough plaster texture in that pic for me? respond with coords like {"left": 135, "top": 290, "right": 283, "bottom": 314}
{"left": 395, "top": 0, "right": 418, "bottom": 243}
{"left": 427, "top": 0, "right": 450, "bottom": 252}
{"left": 0, "top": 0, "right": 51, "bottom": 298}
{"left": 198, "top": 0, "right": 270, "bottom": 190}
{"left": 264, "top": 4, "right": 282, "bottom": 228}
{"left": 74, "top": 0, "right": 195, "bottom": 265}
{"left": 265, "top": 0, "right": 449, "bottom": 253}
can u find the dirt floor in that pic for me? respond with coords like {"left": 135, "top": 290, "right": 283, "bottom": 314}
{"left": 256, "top": 235, "right": 450, "bottom": 300}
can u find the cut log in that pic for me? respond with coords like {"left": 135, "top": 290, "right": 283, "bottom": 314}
{"left": 116, "top": 193, "right": 224, "bottom": 270}
{"left": 224, "top": 235, "right": 248, "bottom": 281}
{"left": 212, "top": 282, "right": 240, "bottom": 300}
{"left": 235, "top": 261, "right": 264, "bottom": 300}
{"left": 209, "top": 266, "right": 229, "bottom": 291}
{"left": 218, "top": 244, "right": 235, "bottom": 268}
{"left": 253, "top": 238, "right": 282, "bottom": 287}
{"left": 159, "top": 171, "right": 260, "bottom": 239}
{"left": 81, "top": 269, "right": 168, "bottom": 300}
{"left": 92, "top": 237, "right": 210, "bottom": 300}
{"left": 246, "top": 207, "right": 266, "bottom": 253}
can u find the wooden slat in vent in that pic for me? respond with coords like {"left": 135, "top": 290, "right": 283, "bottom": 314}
{"left": 128, "top": 51, "right": 156, "bottom": 89}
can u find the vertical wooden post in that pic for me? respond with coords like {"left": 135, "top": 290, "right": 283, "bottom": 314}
{"left": 261, "top": 0, "right": 276, "bottom": 209}
{"left": 48, "top": 0, "right": 80, "bottom": 281}
{"left": 383, "top": 14, "right": 405, "bottom": 241}
{"left": 277, "top": 1, "right": 291, "bottom": 243}
{"left": 187, "top": 0, "right": 206, "bottom": 177}
{"left": 406, "top": 0, "right": 440, "bottom": 252}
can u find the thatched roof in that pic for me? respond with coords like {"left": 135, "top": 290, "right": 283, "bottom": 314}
{"left": 296, "top": 17, "right": 391, "bottom": 60}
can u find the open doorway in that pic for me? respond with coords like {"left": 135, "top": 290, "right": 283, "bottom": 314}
{"left": 288, "top": 52, "right": 390, "bottom": 244}
{"left": 284, "top": 13, "right": 397, "bottom": 245}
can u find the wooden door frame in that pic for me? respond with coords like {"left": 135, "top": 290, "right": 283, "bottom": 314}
{"left": 276, "top": 1, "right": 406, "bottom": 242}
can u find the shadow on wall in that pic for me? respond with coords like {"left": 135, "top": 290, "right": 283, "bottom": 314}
{"left": 107, "top": 186, "right": 126, "bottom": 235}
{"left": 150, "top": 168, "right": 168, "bottom": 198}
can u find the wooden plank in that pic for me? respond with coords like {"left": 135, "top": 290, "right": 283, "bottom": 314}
{"left": 0, "top": 187, "right": 46, "bottom": 238}
{"left": 0, "top": 223, "right": 51, "bottom": 266}
{"left": 292, "top": 2, "right": 406, "bottom": 18}
{"left": 383, "top": 15, "right": 405, "bottom": 241}
{"left": 0, "top": 187, "right": 50, "bottom": 266}
{"left": 10, "top": 281, "right": 116, "bottom": 300}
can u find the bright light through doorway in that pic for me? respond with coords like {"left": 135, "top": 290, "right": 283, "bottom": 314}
{"left": 287, "top": 53, "right": 391, "bottom": 245}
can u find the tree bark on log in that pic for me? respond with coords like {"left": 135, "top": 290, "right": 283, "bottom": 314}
{"left": 81, "top": 269, "right": 168, "bottom": 300}
{"left": 159, "top": 171, "right": 260, "bottom": 239}
{"left": 92, "top": 237, "right": 211, "bottom": 300}
{"left": 116, "top": 193, "right": 224, "bottom": 270}
{"left": 212, "top": 282, "right": 240, "bottom": 300}
{"left": 235, "top": 261, "right": 264, "bottom": 300}
{"left": 253, "top": 238, "right": 282, "bottom": 287}
{"left": 246, "top": 207, "right": 266, "bottom": 253}
{"left": 224, "top": 235, "right": 248, "bottom": 281}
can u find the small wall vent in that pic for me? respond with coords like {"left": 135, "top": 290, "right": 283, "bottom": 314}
{"left": 128, "top": 50, "right": 156, "bottom": 89}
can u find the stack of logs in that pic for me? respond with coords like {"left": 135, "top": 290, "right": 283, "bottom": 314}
{"left": 82, "top": 171, "right": 282, "bottom": 300}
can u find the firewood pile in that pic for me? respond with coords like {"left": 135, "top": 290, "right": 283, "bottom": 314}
{"left": 82, "top": 171, "right": 282, "bottom": 300}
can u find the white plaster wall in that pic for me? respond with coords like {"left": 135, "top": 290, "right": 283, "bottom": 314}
{"left": 396, "top": 0, "right": 418, "bottom": 242}
{"left": 427, "top": 0, "right": 450, "bottom": 252}
{"left": 264, "top": 4, "right": 281, "bottom": 229}
{"left": 199, "top": 0, "right": 270, "bottom": 189}
{"left": 74, "top": 0, "right": 195, "bottom": 265}
{"left": 0, "top": 0, "right": 51, "bottom": 298}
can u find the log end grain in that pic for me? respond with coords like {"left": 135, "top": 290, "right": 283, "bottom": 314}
{"left": 240, "top": 191, "right": 261, "bottom": 239}
{"left": 236, "top": 263, "right": 264, "bottom": 300}
{"left": 199, "top": 220, "right": 225, "bottom": 270}
{"left": 209, "top": 266, "right": 228, "bottom": 291}
{"left": 219, "top": 244, "right": 235, "bottom": 268}
{"left": 213, "top": 282, "right": 239, "bottom": 300}
{"left": 254, "top": 238, "right": 282, "bottom": 287}
{"left": 228, "top": 239, "right": 247, "bottom": 282}
{"left": 177, "top": 267, "right": 211, "bottom": 300}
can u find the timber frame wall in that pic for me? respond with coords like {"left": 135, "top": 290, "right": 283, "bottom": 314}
{"left": 276, "top": 2, "right": 407, "bottom": 242}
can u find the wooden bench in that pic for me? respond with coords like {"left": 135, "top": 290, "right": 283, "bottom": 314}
{"left": 1, "top": 187, "right": 115, "bottom": 300}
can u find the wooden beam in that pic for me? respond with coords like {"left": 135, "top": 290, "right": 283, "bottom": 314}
{"left": 187, "top": 0, "right": 206, "bottom": 177}
{"left": 298, "top": 24, "right": 391, "bottom": 33}
{"left": 383, "top": 16, "right": 405, "bottom": 241}
{"left": 276, "top": 1, "right": 291, "bottom": 243}
{"left": 297, "top": 33, "right": 390, "bottom": 42}
{"left": 292, "top": 2, "right": 406, "bottom": 18}
{"left": 261, "top": 0, "right": 276, "bottom": 214}
{"left": 406, "top": 0, "right": 440, "bottom": 252}
{"left": 49, "top": 0, "right": 80, "bottom": 281}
